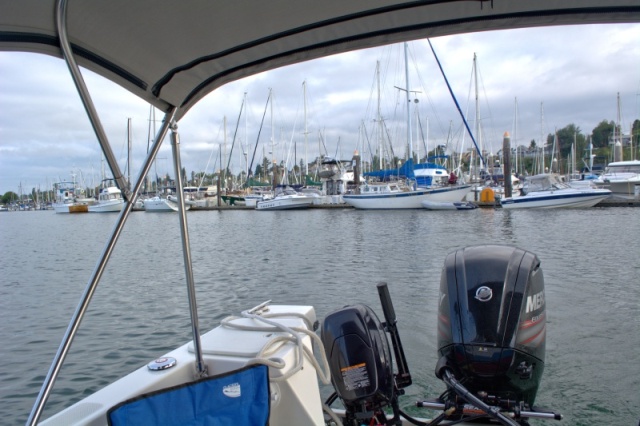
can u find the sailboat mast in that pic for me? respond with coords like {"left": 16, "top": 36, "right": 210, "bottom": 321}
{"left": 303, "top": 81, "right": 308, "bottom": 176}
{"left": 404, "top": 42, "right": 413, "bottom": 160}
{"left": 616, "top": 91, "right": 621, "bottom": 161}
{"left": 244, "top": 92, "right": 248, "bottom": 178}
{"left": 540, "top": 102, "right": 545, "bottom": 173}
{"left": 415, "top": 107, "right": 420, "bottom": 163}
{"left": 127, "top": 117, "right": 132, "bottom": 191}
{"left": 377, "top": 60, "right": 382, "bottom": 170}
{"left": 270, "top": 88, "right": 274, "bottom": 172}
{"left": 514, "top": 97, "right": 518, "bottom": 175}
{"left": 473, "top": 53, "right": 480, "bottom": 170}
{"left": 223, "top": 115, "right": 227, "bottom": 180}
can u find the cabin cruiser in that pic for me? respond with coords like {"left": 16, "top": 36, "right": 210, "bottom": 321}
{"left": 51, "top": 181, "right": 89, "bottom": 213}
{"left": 2, "top": 1, "right": 637, "bottom": 425}
{"left": 88, "top": 184, "right": 124, "bottom": 213}
{"left": 592, "top": 160, "right": 640, "bottom": 199}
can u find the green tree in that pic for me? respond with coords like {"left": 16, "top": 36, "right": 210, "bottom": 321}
{"left": 554, "top": 124, "right": 585, "bottom": 159}
{"left": 2, "top": 191, "right": 18, "bottom": 204}
{"left": 591, "top": 120, "right": 615, "bottom": 148}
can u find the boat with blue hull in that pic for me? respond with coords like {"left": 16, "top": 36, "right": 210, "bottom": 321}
{"left": 4, "top": 1, "right": 637, "bottom": 426}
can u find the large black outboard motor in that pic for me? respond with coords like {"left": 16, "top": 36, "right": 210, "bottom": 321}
{"left": 436, "top": 245, "right": 548, "bottom": 417}
{"left": 322, "top": 283, "right": 411, "bottom": 425}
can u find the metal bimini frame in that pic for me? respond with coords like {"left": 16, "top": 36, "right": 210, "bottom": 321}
{"left": 27, "top": 1, "right": 207, "bottom": 424}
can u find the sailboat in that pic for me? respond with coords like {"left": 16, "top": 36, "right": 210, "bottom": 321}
{"left": 343, "top": 43, "right": 471, "bottom": 209}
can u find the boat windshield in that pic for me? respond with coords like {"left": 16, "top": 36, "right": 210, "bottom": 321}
{"left": 604, "top": 163, "right": 640, "bottom": 174}
{"left": 522, "top": 174, "right": 569, "bottom": 194}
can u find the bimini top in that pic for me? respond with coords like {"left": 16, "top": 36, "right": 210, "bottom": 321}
{"left": 1, "top": 0, "right": 638, "bottom": 121}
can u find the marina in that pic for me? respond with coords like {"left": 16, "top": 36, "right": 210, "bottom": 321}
{"left": 1, "top": 2, "right": 639, "bottom": 426}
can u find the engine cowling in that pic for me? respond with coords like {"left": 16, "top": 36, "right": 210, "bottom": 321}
{"left": 437, "top": 245, "right": 546, "bottom": 408}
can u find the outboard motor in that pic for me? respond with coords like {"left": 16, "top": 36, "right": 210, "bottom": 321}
{"left": 429, "top": 245, "right": 561, "bottom": 424}
{"left": 322, "top": 283, "right": 411, "bottom": 425}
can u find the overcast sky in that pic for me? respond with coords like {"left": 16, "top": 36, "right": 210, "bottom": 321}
{"left": 1, "top": 23, "right": 639, "bottom": 195}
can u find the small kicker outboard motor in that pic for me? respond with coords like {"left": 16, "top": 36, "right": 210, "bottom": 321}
{"left": 322, "top": 283, "right": 411, "bottom": 426}
{"left": 420, "top": 245, "right": 562, "bottom": 425}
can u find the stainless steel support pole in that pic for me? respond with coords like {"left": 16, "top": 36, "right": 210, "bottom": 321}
{"left": 55, "top": 0, "right": 131, "bottom": 201}
{"left": 170, "top": 123, "right": 208, "bottom": 378}
{"left": 26, "top": 110, "right": 175, "bottom": 426}
{"left": 27, "top": 110, "right": 175, "bottom": 426}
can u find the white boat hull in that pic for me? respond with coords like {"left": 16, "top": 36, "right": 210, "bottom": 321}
{"left": 421, "top": 184, "right": 472, "bottom": 202}
{"left": 144, "top": 197, "right": 192, "bottom": 212}
{"left": 256, "top": 195, "right": 314, "bottom": 210}
{"left": 593, "top": 160, "right": 640, "bottom": 198}
{"left": 500, "top": 190, "right": 611, "bottom": 209}
{"left": 422, "top": 200, "right": 477, "bottom": 210}
{"left": 52, "top": 203, "right": 89, "bottom": 213}
{"left": 595, "top": 181, "right": 640, "bottom": 199}
{"left": 88, "top": 200, "right": 124, "bottom": 213}
{"left": 343, "top": 185, "right": 471, "bottom": 209}
{"left": 40, "top": 305, "right": 325, "bottom": 426}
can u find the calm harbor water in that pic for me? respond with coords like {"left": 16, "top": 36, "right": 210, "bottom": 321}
{"left": 1, "top": 207, "right": 638, "bottom": 425}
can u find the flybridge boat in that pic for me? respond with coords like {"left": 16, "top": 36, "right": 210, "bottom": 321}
{"left": 51, "top": 181, "right": 89, "bottom": 214}
{"left": 500, "top": 173, "right": 612, "bottom": 209}
{"left": 88, "top": 184, "right": 124, "bottom": 213}
{"left": 2, "top": 1, "right": 638, "bottom": 426}
{"left": 592, "top": 160, "right": 640, "bottom": 199}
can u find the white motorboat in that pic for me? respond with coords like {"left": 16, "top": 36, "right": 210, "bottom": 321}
{"left": 5, "top": 2, "right": 634, "bottom": 426}
{"left": 500, "top": 173, "right": 612, "bottom": 209}
{"left": 422, "top": 200, "right": 478, "bottom": 210}
{"left": 143, "top": 196, "right": 192, "bottom": 212}
{"left": 343, "top": 182, "right": 472, "bottom": 209}
{"left": 88, "top": 185, "right": 124, "bottom": 213}
{"left": 343, "top": 182, "right": 432, "bottom": 209}
{"left": 255, "top": 186, "right": 315, "bottom": 210}
{"left": 592, "top": 160, "right": 640, "bottom": 199}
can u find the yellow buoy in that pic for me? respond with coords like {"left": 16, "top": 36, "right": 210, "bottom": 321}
{"left": 480, "top": 187, "right": 495, "bottom": 203}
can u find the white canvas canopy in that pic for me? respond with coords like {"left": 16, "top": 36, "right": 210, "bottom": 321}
{"left": 1, "top": 0, "right": 638, "bottom": 122}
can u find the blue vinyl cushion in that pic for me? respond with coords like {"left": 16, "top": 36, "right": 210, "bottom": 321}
{"left": 107, "top": 364, "right": 270, "bottom": 426}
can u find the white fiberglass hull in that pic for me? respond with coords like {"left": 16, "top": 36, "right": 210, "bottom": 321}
{"left": 88, "top": 200, "right": 124, "bottom": 213}
{"left": 421, "top": 184, "right": 472, "bottom": 203}
{"left": 52, "top": 203, "right": 89, "bottom": 214}
{"left": 422, "top": 200, "right": 478, "bottom": 210}
{"left": 256, "top": 195, "right": 314, "bottom": 210}
{"left": 37, "top": 303, "right": 515, "bottom": 426}
{"left": 343, "top": 185, "right": 471, "bottom": 209}
{"left": 40, "top": 305, "right": 325, "bottom": 426}
{"left": 500, "top": 189, "right": 611, "bottom": 209}
{"left": 144, "top": 197, "right": 192, "bottom": 212}
{"left": 343, "top": 190, "right": 432, "bottom": 209}
{"left": 595, "top": 180, "right": 640, "bottom": 198}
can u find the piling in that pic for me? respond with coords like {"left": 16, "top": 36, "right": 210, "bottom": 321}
{"left": 503, "top": 131, "right": 512, "bottom": 199}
